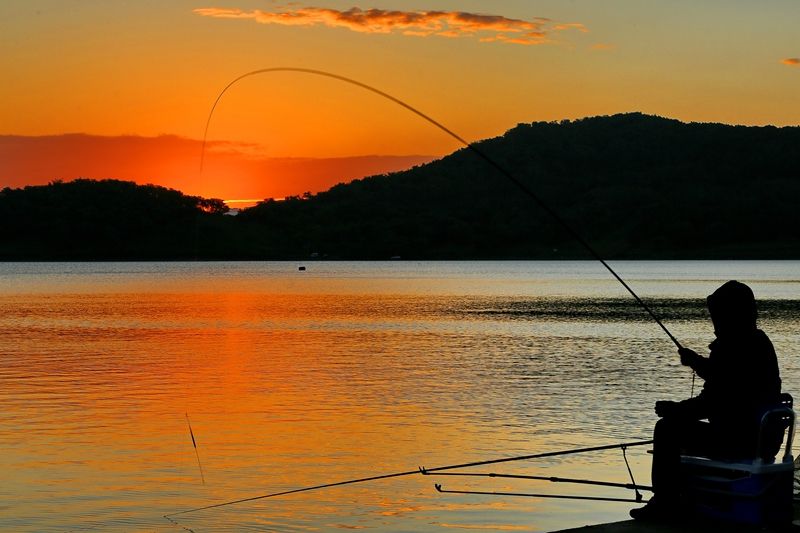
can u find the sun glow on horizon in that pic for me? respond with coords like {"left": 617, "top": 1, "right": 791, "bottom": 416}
{"left": 0, "top": 133, "right": 437, "bottom": 201}
{"left": 1, "top": 2, "right": 799, "bottom": 198}
{"left": 222, "top": 198, "right": 266, "bottom": 209}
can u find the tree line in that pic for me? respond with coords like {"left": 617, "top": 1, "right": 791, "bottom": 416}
{"left": 2, "top": 113, "right": 798, "bottom": 260}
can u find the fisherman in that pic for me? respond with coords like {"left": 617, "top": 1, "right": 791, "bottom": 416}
{"left": 630, "top": 280, "right": 782, "bottom": 521}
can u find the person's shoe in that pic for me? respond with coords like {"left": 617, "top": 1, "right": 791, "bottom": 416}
{"left": 629, "top": 498, "right": 675, "bottom": 522}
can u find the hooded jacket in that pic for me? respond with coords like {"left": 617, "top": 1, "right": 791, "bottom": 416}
{"left": 678, "top": 328, "right": 782, "bottom": 458}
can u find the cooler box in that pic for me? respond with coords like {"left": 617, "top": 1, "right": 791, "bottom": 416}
{"left": 679, "top": 393, "right": 795, "bottom": 526}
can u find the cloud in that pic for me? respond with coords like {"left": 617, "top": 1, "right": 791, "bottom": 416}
{"left": 591, "top": 43, "right": 616, "bottom": 51}
{"left": 782, "top": 58, "right": 800, "bottom": 67}
{"left": 193, "top": 6, "right": 587, "bottom": 45}
{"left": 553, "top": 23, "right": 588, "bottom": 33}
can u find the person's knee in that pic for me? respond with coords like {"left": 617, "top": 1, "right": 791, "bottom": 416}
{"left": 653, "top": 416, "right": 686, "bottom": 448}
{"left": 653, "top": 417, "right": 673, "bottom": 439}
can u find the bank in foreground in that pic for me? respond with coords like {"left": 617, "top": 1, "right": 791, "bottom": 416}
{"left": 557, "top": 504, "right": 800, "bottom": 533}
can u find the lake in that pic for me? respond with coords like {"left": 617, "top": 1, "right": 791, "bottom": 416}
{"left": 1, "top": 261, "right": 798, "bottom": 532}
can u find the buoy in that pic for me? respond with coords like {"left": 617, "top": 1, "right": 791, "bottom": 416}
{"left": 298, "top": 266, "right": 306, "bottom": 271}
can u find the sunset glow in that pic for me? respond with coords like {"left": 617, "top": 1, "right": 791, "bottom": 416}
{"left": 192, "top": 6, "right": 587, "bottom": 46}
{"left": 1, "top": 1, "right": 798, "bottom": 200}
{"left": 0, "top": 134, "right": 433, "bottom": 201}
{"left": 3, "top": 4, "right": 799, "bottom": 530}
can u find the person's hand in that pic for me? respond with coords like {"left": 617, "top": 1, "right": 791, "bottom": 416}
{"left": 679, "top": 347, "right": 700, "bottom": 368}
{"left": 655, "top": 400, "right": 680, "bottom": 418}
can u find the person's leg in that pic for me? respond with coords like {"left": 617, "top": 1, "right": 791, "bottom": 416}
{"left": 632, "top": 417, "right": 712, "bottom": 520}
{"left": 655, "top": 417, "right": 716, "bottom": 495}
{"left": 651, "top": 416, "right": 684, "bottom": 504}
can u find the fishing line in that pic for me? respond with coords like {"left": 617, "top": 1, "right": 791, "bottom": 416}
{"left": 165, "top": 514, "right": 197, "bottom": 533}
{"left": 200, "top": 67, "right": 681, "bottom": 349}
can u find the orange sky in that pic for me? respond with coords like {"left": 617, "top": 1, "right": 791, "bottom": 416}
{"left": 1, "top": 1, "right": 798, "bottom": 202}
{"left": 0, "top": 134, "right": 432, "bottom": 201}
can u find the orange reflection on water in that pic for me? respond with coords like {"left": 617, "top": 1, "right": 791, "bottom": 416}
{"left": 1, "top": 285, "right": 562, "bottom": 532}
{"left": 4, "top": 261, "right": 799, "bottom": 531}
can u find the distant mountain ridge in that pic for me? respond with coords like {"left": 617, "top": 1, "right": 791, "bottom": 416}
{"left": 238, "top": 113, "right": 800, "bottom": 259}
{"left": 2, "top": 113, "right": 799, "bottom": 259}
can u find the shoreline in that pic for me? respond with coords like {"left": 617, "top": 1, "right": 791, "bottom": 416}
{"left": 554, "top": 502, "right": 800, "bottom": 532}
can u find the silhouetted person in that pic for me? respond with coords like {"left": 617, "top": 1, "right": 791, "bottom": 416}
{"left": 630, "top": 280, "right": 782, "bottom": 521}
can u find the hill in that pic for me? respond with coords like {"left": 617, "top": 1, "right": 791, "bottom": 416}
{"left": 1, "top": 113, "right": 798, "bottom": 259}
{"left": 239, "top": 113, "right": 800, "bottom": 259}
{"left": 0, "top": 179, "right": 230, "bottom": 259}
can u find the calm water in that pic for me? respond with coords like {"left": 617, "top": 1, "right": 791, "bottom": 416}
{"left": 1, "top": 261, "right": 798, "bottom": 532}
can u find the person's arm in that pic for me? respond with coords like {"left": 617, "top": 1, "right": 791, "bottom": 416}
{"left": 655, "top": 392, "right": 709, "bottom": 420}
{"left": 676, "top": 393, "right": 710, "bottom": 419}
{"left": 679, "top": 347, "right": 711, "bottom": 380}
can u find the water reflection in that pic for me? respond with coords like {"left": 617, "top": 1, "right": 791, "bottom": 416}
{"left": 0, "top": 261, "right": 797, "bottom": 532}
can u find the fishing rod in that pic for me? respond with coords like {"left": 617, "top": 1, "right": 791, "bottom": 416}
{"left": 174, "top": 68, "right": 680, "bottom": 519}
{"left": 165, "top": 439, "right": 652, "bottom": 517}
{"left": 425, "top": 441, "right": 648, "bottom": 502}
{"left": 422, "top": 471, "right": 652, "bottom": 492}
{"left": 200, "top": 67, "right": 682, "bottom": 349}
{"left": 434, "top": 484, "right": 649, "bottom": 504}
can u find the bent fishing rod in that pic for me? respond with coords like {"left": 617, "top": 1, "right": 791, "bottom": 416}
{"left": 165, "top": 439, "right": 652, "bottom": 517}
{"left": 200, "top": 67, "right": 681, "bottom": 349}
{"left": 172, "top": 68, "right": 679, "bottom": 519}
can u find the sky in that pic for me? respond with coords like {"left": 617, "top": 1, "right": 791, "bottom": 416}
{"left": 1, "top": 0, "right": 798, "bottom": 203}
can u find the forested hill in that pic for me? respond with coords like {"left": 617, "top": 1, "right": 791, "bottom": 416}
{"left": 239, "top": 113, "right": 799, "bottom": 259}
{"left": 0, "top": 179, "right": 230, "bottom": 259}
{"left": 2, "top": 113, "right": 799, "bottom": 260}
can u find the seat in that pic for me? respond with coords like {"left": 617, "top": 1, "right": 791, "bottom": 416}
{"left": 678, "top": 393, "right": 795, "bottom": 525}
